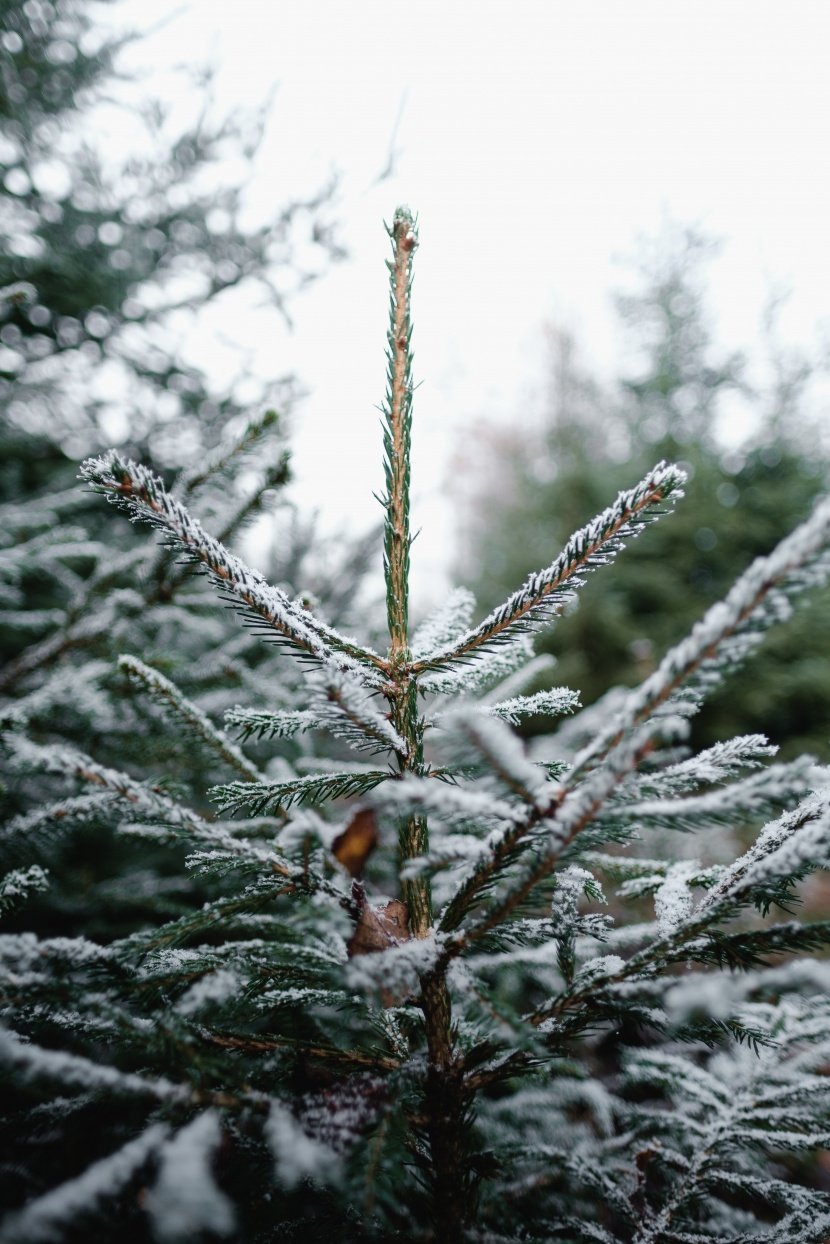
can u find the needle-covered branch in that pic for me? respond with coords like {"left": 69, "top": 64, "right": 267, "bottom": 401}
{"left": 80, "top": 452, "right": 384, "bottom": 679}
{"left": 437, "top": 497, "right": 830, "bottom": 944}
{"left": 413, "top": 461, "right": 687, "bottom": 672}
{"left": 119, "top": 654, "right": 263, "bottom": 782}
{"left": 569, "top": 492, "right": 830, "bottom": 783}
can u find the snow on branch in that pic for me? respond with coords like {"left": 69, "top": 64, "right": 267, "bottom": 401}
{"left": 699, "top": 785, "right": 830, "bottom": 913}
{"left": 224, "top": 706, "right": 320, "bottom": 740}
{"left": 622, "top": 1001, "right": 830, "bottom": 1242}
{"left": 0, "top": 1025, "right": 186, "bottom": 1102}
{"left": 438, "top": 715, "right": 688, "bottom": 940}
{"left": 664, "top": 959, "right": 830, "bottom": 1023}
{"left": 412, "top": 461, "right": 686, "bottom": 671}
{"left": 446, "top": 709, "right": 553, "bottom": 804}
{"left": 308, "top": 670, "right": 408, "bottom": 758}
{"left": 0, "top": 865, "right": 49, "bottom": 914}
{"left": 0, "top": 1124, "right": 170, "bottom": 1244}
{"left": 718, "top": 790, "right": 830, "bottom": 899}
{"left": 119, "top": 655, "right": 262, "bottom": 782}
{"left": 373, "top": 773, "right": 520, "bottom": 834}
{"left": 410, "top": 587, "right": 475, "bottom": 658}
{"left": 421, "top": 634, "right": 538, "bottom": 697}
{"left": 266, "top": 1101, "right": 342, "bottom": 1190}
{"left": 5, "top": 735, "right": 293, "bottom": 873}
{"left": 80, "top": 453, "right": 383, "bottom": 680}
{"left": 460, "top": 738, "right": 817, "bottom": 962}
{"left": 621, "top": 733, "right": 778, "bottom": 800}
{"left": 601, "top": 756, "right": 815, "bottom": 834}
{"left": 487, "top": 686, "right": 580, "bottom": 726}
{"left": 212, "top": 768, "right": 391, "bottom": 817}
{"left": 570, "top": 492, "right": 830, "bottom": 782}
{"left": 145, "top": 1112, "right": 236, "bottom": 1241}
{"left": 379, "top": 206, "right": 418, "bottom": 662}
{"left": 1, "top": 793, "right": 123, "bottom": 849}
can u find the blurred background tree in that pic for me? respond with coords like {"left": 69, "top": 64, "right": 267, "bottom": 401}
{"left": 0, "top": 0, "right": 343, "bottom": 470}
{"left": 0, "top": 0, "right": 370, "bottom": 941}
{"left": 0, "top": 0, "right": 346, "bottom": 678}
{"left": 460, "top": 222, "right": 830, "bottom": 762}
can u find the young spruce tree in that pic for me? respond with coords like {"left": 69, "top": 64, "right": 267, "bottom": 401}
{"left": 3, "top": 210, "right": 830, "bottom": 1242}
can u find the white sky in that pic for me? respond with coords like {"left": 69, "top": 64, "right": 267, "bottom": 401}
{"left": 112, "top": 0, "right": 830, "bottom": 614}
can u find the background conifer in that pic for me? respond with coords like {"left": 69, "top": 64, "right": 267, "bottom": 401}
{"left": 460, "top": 223, "right": 830, "bottom": 764}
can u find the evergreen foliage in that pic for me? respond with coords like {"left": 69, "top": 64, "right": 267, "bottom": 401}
{"left": 3, "top": 209, "right": 830, "bottom": 1242}
{"left": 461, "top": 225, "right": 830, "bottom": 762}
{"left": 0, "top": 0, "right": 342, "bottom": 459}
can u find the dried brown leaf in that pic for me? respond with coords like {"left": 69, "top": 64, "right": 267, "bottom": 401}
{"left": 332, "top": 808, "right": 379, "bottom": 877}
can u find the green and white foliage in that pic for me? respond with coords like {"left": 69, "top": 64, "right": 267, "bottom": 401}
{"left": 0, "top": 0, "right": 342, "bottom": 461}
{"left": 3, "top": 210, "right": 830, "bottom": 1242}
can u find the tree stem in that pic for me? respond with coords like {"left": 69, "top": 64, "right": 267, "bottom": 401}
{"left": 383, "top": 207, "right": 416, "bottom": 662}
{"left": 380, "top": 208, "right": 475, "bottom": 1237}
{"left": 422, "top": 973, "right": 476, "bottom": 1243}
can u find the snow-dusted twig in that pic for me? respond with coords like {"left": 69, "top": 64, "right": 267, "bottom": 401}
{"left": 119, "top": 655, "right": 263, "bottom": 782}
{"left": 569, "top": 492, "right": 830, "bottom": 783}
{"left": 412, "top": 462, "right": 686, "bottom": 672}
{"left": 80, "top": 453, "right": 384, "bottom": 679}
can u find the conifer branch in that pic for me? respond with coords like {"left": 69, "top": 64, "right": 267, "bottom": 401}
{"left": 0, "top": 1027, "right": 274, "bottom": 1115}
{"left": 523, "top": 802, "right": 830, "bottom": 1031}
{"left": 438, "top": 720, "right": 665, "bottom": 937}
{"left": 311, "top": 671, "right": 409, "bottom": 757}
{"left": 568, "top": 492, "right": 830, "bottom": 784}
{"left": 440, "top": 498, "right": 830, "bottom": 943}
{"left": 487, "top": 686, "right": 580, "bottom": 725}
{"left": 175, "top": 408, "right": 285, "bottom": 498}
{"left": 0, "top": 1125, "right": 173, "bottom": 1244}
{"left": 199, "top": 1028, "right": 401, "bottom": 1072}
{"left": 119, "top": 654, "right": 263, "bottom": 782}
{"left": 80, "top": 453, "right": 384, "bottom": 678}
{"left": 6, "top": 736, "right": 294, "bottom": 875}
{"left": 412, "top": 462, "right": 687, "bottom": 672}
{"left": 224, "top": 706, "right": 320, "bottom": 740}
{"left": 0, "top": 617, "right": 101, "bottom": 694}
{"left": 212, "top": 769, "right": 390, "bottom": 816}
{"left": 9, "top": 200, "right": 830, "bottom": 1242}
{"left": 0, "top": 865, "right": 49, "bottom": 913}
